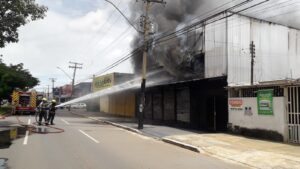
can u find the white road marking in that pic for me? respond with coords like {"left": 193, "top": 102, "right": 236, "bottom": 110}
{"left": 23, "top": 131, "right": 29, "bottom": 145}
{"left": 23, "top": 118, "right": 31, "bottom": 145}
{"left": 61, "top": 119, "right": 70, "bottom": 125}
{"left": 79, "top": 130, "right": 99, "bottom": 143}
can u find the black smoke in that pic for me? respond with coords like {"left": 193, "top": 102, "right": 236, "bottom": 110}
{"left": 130, "top": 0, "right": 206, "bottom": 79}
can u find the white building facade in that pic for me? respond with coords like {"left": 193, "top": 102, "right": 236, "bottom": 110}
{"left": 202, "top": 13, "right": 300, "bottom": 143}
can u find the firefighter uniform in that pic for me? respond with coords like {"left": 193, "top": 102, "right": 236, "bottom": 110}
{"left": 38, "top": 98, "right": 48, "bottom": 125}
{"left": 47, "top": 100, "right": 56, "bottom": 125}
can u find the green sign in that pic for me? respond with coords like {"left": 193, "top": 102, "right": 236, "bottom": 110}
{"left": 257, "top": 89, "right": 273, "bottom": 115}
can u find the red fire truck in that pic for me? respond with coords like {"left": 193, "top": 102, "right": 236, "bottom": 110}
{"left": 11, "top": 90, "right": 40, "bottom": 115}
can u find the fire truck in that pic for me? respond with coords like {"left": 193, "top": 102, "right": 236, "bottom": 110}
{"left": 11, "top": 90, "right": 42, "bottom": 115}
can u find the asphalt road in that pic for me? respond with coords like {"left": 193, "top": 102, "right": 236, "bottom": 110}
{"left": 0, "top": 110, "right": 246, "bottom": 169}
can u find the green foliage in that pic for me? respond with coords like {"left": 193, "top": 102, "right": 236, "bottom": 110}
{"left": 0, "top": 59, "right": 39, "bottom": 99}
{"left": 0, "top": 106, "right": 12, "bottom": 115}
{"left": 0, "top": 0, "right": 47, "bottom": 48}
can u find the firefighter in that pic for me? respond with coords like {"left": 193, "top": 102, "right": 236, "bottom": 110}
{"left": 11, "top": 100, "right": 17, "bottom": 115}
{"left": 38, "top": 98, "right": 48, "bottom": 125}
{"left": 47, "top": 100, "right": 57, "bottom": 125}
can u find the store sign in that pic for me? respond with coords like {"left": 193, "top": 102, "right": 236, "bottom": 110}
{"left": 229, "top": 99, "right": 243, "bottom": 111}
{"left": 92, "top": 73, "right": 114, "bottom": 92}
{"left": 257, "top": 89, "right": 273, "bottom": 115}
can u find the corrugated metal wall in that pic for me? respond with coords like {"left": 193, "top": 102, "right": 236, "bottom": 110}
{"left": 203, "top": 14, "right": 300, "bottom": 85}
{"left": 100, "top": 96, "right": 109, "bottom": 113}
{"left": 100, "top": 91, "right": 135, "bottom": 117}
{"left": 288, "top": 29, "right": 300, "bottom": 78}
{"left": 227, "top": 15, "right": 300, "bottom": 86}
{"left": 205, "top": 15, "right": 227, "bottom": 78}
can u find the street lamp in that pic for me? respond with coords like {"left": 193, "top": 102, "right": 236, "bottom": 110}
{"left": 57, "top": 66, "right": 72, "bottom": 80}
{"left": 56, "top": 66, "right": 73, "bottom": 104}
{"left": 104, "top": 0, "right": 146, "bottom": 129}
{"left": 104, "top": 0, "right": 139, "bottom": 33}
{"left": 104, "top": 0, "right": 165, "bottom": 130}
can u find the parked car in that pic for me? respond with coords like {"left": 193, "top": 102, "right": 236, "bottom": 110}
{"left": 70, "top": 103, "right": 86, "bottom": 109}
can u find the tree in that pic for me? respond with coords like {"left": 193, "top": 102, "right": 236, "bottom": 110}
{"left": 0, "top": 59, "right": 39, "bottom": 99}
{"left": 0, "top": 0, "right": 47, "bottom": 48}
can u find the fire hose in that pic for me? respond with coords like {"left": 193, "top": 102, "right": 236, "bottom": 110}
{"left": 15, "top": 111, "right": 64, "bottom": 134}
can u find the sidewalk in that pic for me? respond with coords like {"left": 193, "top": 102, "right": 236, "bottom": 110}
{"left": 70, "top": 109, "right": 300, "bottom": 169}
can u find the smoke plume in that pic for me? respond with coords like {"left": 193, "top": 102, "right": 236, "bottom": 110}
{"left": 130, "top": 0, "right": 206, "bottom": 79}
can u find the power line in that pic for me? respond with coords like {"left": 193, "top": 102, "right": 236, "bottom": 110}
{"left": 76, "top": 1, "right": 244, "bottom": 84}
{"left": 150, "top": 0, "right": 254, "bottom": 46}
{"left": 82, "top": 0, "right": 238, "bottom": 66}
{"left": 243, "top": 0, "right": 298, "bottom": 15}
{"left": 75, "top": 46, "right": 142, "bottom": 83}
{"left": 91, "top": 22, "right": 135, "bottom": 61}
{"left": 75, "top": 0, "right": 123, "bottom": 61}
{"left": 105, "top": 0, "right": 139, "bottom": 32}
{"left": 93, "top": 47, "right": 142, "bottom": 75}
{"left": 77, "top": 0, "right": 274, "bottom": 83}
{"left": 153, "top": 0, "right": 271, "bottom": 46}
{"left": 85, "top": 0, "right": 253, "bottom": 77}
{"left": 57, "top": 66, "right": 72, "bottom": 80}
{"left": 82, "top": 0, "right": 252, "bottom": 80}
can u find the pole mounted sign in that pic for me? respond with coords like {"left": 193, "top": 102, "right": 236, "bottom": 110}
{"left": 257, "top": 89, "right": 273, "bottom": 115}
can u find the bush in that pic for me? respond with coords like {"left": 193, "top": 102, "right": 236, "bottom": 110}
{"left": 0, "top": 106, "right": 12, "bottom": 115}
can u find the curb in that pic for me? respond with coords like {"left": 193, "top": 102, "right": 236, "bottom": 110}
{"left": 95, "top": 118, "right": 142, "bottom": 135}
{"left": 71, "top": 112, "right": 142, "bottom": 135}
{"left": 71, "top": 112, "right": 200, "bottom": 153}
{"left": 162, "top": 138, "right": 200, "bottom": 153}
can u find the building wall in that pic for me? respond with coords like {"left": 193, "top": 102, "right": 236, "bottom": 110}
{"left": 205, "top": 14, "right": 227, "bottom": 78}
{"left": 73, "top": 82, "right": 91, "bottom": 98}
{"left": 176, "top": 87, "right": 190, "bottom": 123}
{"left": 227, "top": 15, "right": 300, "bottom": 86}
{"left": 204, "top": 14, "right": 300, "bottom": 85}
{"left": 100, "top": 91, "right": 135, "bottom": 117}
{"left": 228, "top": 97, "right": 287, "bottom": 141}
{"left": 163, "top": 89, "right": 175, "bottom": 121}
{"left": 143, "top": 77, "right": 228, "bottom": 130}
{"left": 100, "top": 96, "right": 109, "bottom": 113}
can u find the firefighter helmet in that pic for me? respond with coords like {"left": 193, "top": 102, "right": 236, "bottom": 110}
{"left": 42, "top": 98, "right": 47, "bottom": 101}
{"left": 51, "top": 100, "right": 56, "bottom": 103}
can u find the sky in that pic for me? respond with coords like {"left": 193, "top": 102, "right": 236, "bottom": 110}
{"left": 1, "top": 0, "right": 300, "bottom": 92}
{"left": 0, "top": 0, "right": 137, "bottom": 91}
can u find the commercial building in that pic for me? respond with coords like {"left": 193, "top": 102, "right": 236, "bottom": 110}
{"left": 137, "top": 12, "right": 300, "bottom": 143}
{"left": 77, "top": 12, "right": 300, "bottom": 144}
{"left": 55, "top": 84, "right": 72, "bottom": 103}
{"left": 73, "top": 82, "right": 92, "bottom": 98}
{"left": 93, "top": 73, "right": 135, "bottom": 117}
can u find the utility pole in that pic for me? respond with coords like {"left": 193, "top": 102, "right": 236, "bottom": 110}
{"left": 49, "top": 78, "right": 56, "bottom": 99}
{"left": 250, "top": 41, "right": 255, "bottom": 85}
{"left": 138, "top": 0, "right": 166, "bottom": 129}
{"left": 47, "top": 85, "right": 50, "bottom": 100}
{"left": 69, "top": 62, "right": 83, "bottom": 98}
